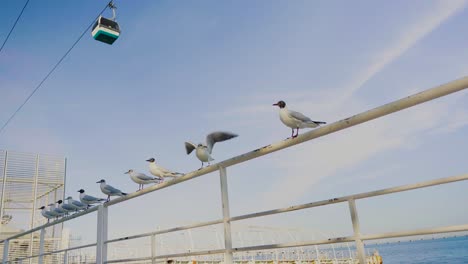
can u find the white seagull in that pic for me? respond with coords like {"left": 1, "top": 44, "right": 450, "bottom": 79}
{"left": 125, "top": 169, "right": 163, "bottom": 190}
{"left": 59, "top": 199, "right": 78, "bottom": 214}
{"left": 146, "top": 158, "right": 183, "bottom": 181}
{"left": 184, "top": 131, "right": 238, "bottom": 168}
{"left": 78, "top": 189, "right": 106, "bottom": 207}
{"left": 54, "top": 200, "right": 68, "bottom": 216}
{"left": 97, "top": 179, "right": 127, "bottom": 201}
{"left": 47, "top": 203, "right": 62, "bottom": 218}
{"left": 273, "top": 100, "right": 326, "bottom": 138}
{"left": 39, "top": 206, "right": 55, "bottom": 223}
{"left": 65, "top": 196, "right": 87, "bottom": 211}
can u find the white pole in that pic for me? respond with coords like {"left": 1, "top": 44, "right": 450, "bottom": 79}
{"left": 2, "top": 239, "right": 9, "bottom": 264}
{"left": 151, "top": 234, "right": 156, "bottom": 264}
{"left": 348, "top": 199, "right": 366, "bottom": 264}
{"left": 38, "top": 228, "right": 45, "bottom": 264}
{"left": 0, "top": 151, "right": 9, "bottom": 233}
{"left": 219, "top": 167, "right": 233, "bottom": 264}
{"left": 63, "top": 250, "right": 68, "bottom": 264}
{"left": 29, "top": 154, "right": 40, "bottom": 264}
{"left": 96, "top": 205, "right": 108, "bottom": 264}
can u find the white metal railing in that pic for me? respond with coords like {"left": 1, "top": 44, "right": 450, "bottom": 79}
{"left": 1, "top": 76, "right": 468, "bottom": 264}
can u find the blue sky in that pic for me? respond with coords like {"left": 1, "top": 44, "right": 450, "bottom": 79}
{"left": 1, "top": 0, "right": 468, "bottom": 253}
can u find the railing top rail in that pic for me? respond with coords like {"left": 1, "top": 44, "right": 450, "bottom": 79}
{"left": 104, "top": 76, "right": 468, "bottom": 208}
{"left": 0, "top": 206, "right": 98, "bottom": 242}
{"left": 1, "top": 76, "right": 467, "bottom": 244}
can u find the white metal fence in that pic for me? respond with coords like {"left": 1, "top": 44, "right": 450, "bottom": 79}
{"left": 1, "top": 76, "right": 468, "bottom": 264}
{"left": 0, "top": 150, "right": 66, "bottom": 263}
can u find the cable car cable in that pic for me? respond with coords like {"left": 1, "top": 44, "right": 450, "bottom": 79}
{"left": 0, "top": 1, "right": 112, "bottom": 136}
{"left": 0, "top": 0, "right": 30, "bottom": 54}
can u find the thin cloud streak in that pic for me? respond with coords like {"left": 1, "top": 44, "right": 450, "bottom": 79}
{"left": 338, "top": 0, "right": 468, "bottom": 103}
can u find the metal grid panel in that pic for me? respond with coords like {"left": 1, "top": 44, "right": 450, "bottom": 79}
{"left": 0, "top": 150, "right": 66, "bottom": 263}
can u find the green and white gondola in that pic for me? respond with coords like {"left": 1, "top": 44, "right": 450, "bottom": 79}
{"left": 92, "top": 16, "right": 120, "bottom": 45}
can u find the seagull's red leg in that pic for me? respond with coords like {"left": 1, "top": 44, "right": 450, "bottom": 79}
{"left": 292, "top": 128, "right": 299, "bottom": 138}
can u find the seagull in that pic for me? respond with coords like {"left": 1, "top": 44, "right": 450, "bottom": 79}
{"left": 47, "top": 203, "right": 61, "bottom": 218}
{"left": 273, "top": 100, "right": 326, "bottom": 138}
{"left": 97, "top": 179, "right": 127, "bottom": 202}
{"left": 59, "top": 199, "right": 78, "bottom": 214}
{"left": 65, "top": 196, "right": 87, "bottom": 211}
{"left": 146, "top": 158, "right": 183, "bottom": 181}
{"left": 125, "top": 169, "right": 163, "bottom": 191}
{"left": 39, "top": 206, "right": 55, "bottom": 223}
{"left": 78, "top": 189, "right": 106, "bottom": 207}
{"left": 184, "top": 131, "right": 238, "bottom": 168}
{"left": 54, "top": 200, "right": 68, "bottom": 216}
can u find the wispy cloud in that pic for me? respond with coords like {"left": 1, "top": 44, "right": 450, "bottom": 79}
{"left": 338, "top": 0, "right": 468, "bottom": 102}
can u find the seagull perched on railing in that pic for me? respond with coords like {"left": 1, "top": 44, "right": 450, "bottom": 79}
{"left": 55, "top": 200, "right": 69, "bottom": 216}
{"left": 39, "top": 206, "right": 55, "bottom": 223}
{"left": 146, "top": 158, "right": 183, "bottom": 181}
{"left": 78, "top": 189, "right": 106, "bottom": 207}
{"left": 184, "top": 131, "right": 238, "bottom": 168}
{"left": 65, "top": 196, "right": 87, "bottom": 211}
{"left": 59, "top": 199, "right": 77, "bottom": 215}
{"left": 47, "top": 203, "right": 62, "bottom": 219}
{"left": 97, "top": 179, "right": 127, "bottom": 202}
{"left": 125, "top": 169, "right": 163, "bottom": 191}
{"left": 273, "top": 100, "right": 326, "bottom": 138}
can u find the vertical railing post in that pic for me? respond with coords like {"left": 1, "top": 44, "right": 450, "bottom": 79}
{"left": 219, "top": 166, "right": 233, "bottom": 264}
{"left": 29, "top": 155, "right": 40, "bottom": 264}
{"left": 38, "top": 228, "right": 45, "bottom": 264}
{"left": 2, "top": 240, "right": 9, "bottom": 264}
{"left": 0, "top": 151, "right": 9, "bottom": 233}
{"left": 151, "top": 234, "right": 156, "bottom": 264}
{"left": 96, "top": 205, "right": 108, "bottom": 264}
{"left": 348, "top": 199, "right": 366, "bottom": 264}
{"left": 63, "top": 250, "right": 68, "bottom": 264}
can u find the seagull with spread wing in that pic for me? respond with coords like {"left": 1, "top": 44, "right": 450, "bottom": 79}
{"left": 273, "top": 100, "right": 326, "bottom": 138}
{"left": 185, "top": 131, "right": 238, "bottom": 168}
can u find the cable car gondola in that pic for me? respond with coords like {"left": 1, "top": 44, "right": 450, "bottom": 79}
{"left": 92, "top": 2, "right": 120, "bottom": 45}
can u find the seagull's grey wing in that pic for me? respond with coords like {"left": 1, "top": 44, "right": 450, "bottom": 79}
{"left": 185, "top": 142, "right": 197, "bottom": 155}
{"left": 136, "top": 173, "right": 158, "bottom": 181}
{"left": 72, "top": 200, "right": 86, "bottom": 207}
{"left": 62, "top": 204, "right": 76, "bottom": 211}
{"left": 104, "top": 184, "right": 123, "bottom": 194}
{"left": 44, "top": 211, "right": 55, "bottom": 218}
{"left": 206, "top": 131, "right": 238, "bottom": 153}
{"left": 82, "top": 194, "right": 100, "bottom": 202}
{"left": 288, "top": 110, "right": 312, "bottom": 123}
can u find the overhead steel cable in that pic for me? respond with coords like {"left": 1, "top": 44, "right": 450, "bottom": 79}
{"left": 0, "top": 0, "right": 30, "bottom": 54}
{"left": 0, "top": 1, "right": 112, "bottom": 136}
